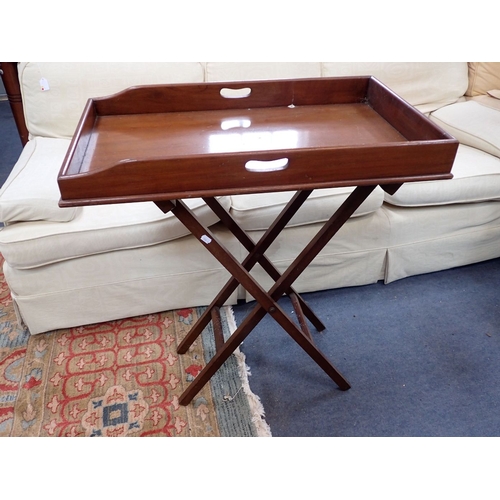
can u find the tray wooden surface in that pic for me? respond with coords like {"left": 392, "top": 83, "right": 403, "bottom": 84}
{"left": 58, "top": 76, "right": 458, "bottom": 206}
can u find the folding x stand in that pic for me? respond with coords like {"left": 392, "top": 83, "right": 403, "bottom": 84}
{"left": 156, "top": 184, "right": 395, "bottom": 406}
{"left": 57, "top": 76, "right": 457, "bottom": 408}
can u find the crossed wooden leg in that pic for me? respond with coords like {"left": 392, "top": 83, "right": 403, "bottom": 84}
{"left": 156, "top": 185, "right": 377, "bottom": 405}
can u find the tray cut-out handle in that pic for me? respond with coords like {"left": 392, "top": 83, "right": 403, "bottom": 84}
{"left": 220, "top": 87, "right": 252, "bottom": 99}
{"left": 245, "top": 158, "right": 289, "bottom": 172}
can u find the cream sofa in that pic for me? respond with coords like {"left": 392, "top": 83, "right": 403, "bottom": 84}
{"left": 1, "top": 62, "right": 500, "bottom": 335}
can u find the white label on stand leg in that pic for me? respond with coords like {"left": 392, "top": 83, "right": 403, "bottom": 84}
{"left": 201, "top": 235, "right": 212, "bottom": 244}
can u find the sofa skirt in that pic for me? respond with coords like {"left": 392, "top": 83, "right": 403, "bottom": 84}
{"left": 383, "top": 201, "right": 500, "bottom": 283}
{"left": 3, "top": 225, "right": 240, "bottom": 334}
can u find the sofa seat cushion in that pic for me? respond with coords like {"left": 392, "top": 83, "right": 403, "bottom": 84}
{"left": 0, "top": 196, "right": 231, "bottom": 270}
{"left": 229, "top": 186, "right": 385, "bottom": 231}
{"left": 430, "top": 100, "right": 500, "bottom": 159}
{"left": 384, "top": 145, "right": 500, "bottom": 207}
{"left": 470, "top": 94, "right": 500, "bottom": 112}
{"left": 0, "top": 137, "right": 77, "bottom": 223}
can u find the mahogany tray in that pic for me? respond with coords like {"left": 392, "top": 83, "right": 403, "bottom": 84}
{"left": 58, "top": 76, "right": 458, "bottom": 207}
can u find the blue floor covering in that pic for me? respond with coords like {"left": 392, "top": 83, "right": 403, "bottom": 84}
{"left": 234, "top": 257, "right": 500, "bottom": 436}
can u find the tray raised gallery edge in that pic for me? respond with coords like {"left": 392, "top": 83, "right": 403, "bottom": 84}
{"left": 58, "top": 76, "right": 458, "bottom": 207}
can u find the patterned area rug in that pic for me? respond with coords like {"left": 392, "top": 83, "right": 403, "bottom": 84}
{"left": 0, "top": 262, "right": 271, "bottom": 437}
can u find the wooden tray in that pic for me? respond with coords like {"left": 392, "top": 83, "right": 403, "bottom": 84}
{"left": 58, "top": 76, "right": 458, "bottom": 206}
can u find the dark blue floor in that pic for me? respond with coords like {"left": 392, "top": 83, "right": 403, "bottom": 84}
{"left": 0, "top": 99, "right": 23, "bottom": 185}
{"left": 235, "top": 256, "right": 500, "bottom": 437}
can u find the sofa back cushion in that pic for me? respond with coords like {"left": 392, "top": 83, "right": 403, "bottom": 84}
{"left": 466, "top": 62, "right": 500, "bottom": 96}
{"left": 321, "top": 62, "right": 468, "bottom": 113}
{"left": 19, "top": 62, "right": 205, "bottom": 139}
{"left": 205, "top": 62, "right": 322, "bottom": 82}
{"left": 19, "top": 62, "right": 469, "bottom": 138}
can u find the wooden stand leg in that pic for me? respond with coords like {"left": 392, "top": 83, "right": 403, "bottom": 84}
{"left": 158, "top": 190, "right": 316, "bottom": 355}
{"left": 158, "top": 185, "right": 377, "bottom": 406}
{"left": 178, "top": 298, "right": 351, "bottom": 406}
{"left": 203, "top": 195, "right": 325, "bottom": 332}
